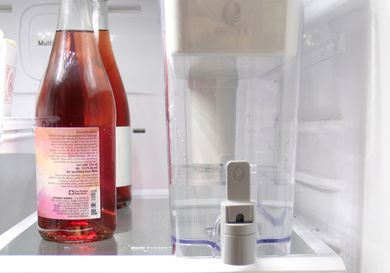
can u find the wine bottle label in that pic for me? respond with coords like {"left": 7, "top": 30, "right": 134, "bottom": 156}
{"left": 35, "top": 127, "right": 101, "bottom": 220}
{"left": 116, "top": 126, "right": 132, "bottom": 187}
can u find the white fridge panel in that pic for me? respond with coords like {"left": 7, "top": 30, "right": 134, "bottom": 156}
{"left": 11, "top": 94, "right": 36, "bottom": 116}
{"left": 304, "top": 0, "right": 366, "bottom": 23}
{"left": 18, "top": 2, "right": 57, "bottom": 82}
{"left": 129, "top": 94, "right": 169, "bottom": 192}
{"left": 296, "top": 1, "right": 369, "bottom": 273}
{"left": 361, "top": 1, "right": 390, "bottom": 272}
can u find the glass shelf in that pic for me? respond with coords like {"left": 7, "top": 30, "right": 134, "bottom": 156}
{"left": 0, "top": 193, "right": 346, "bottom": 273}
{"left": 0, "top": 195, "right": 172, "bottom": 256}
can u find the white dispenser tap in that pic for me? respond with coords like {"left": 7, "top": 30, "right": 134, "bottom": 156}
{"left": 221, "top": 161, "right": 256, "bottom": 265}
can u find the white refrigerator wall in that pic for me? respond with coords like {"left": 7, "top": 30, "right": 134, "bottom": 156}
{"left": 361, "top": 0, "right": 390, "bottom": 272}
{"left": 296, "top": 0, "right": 369, "bottom": 272}
{"left": 0, "top": 0, "right": 169, "bottom": 192}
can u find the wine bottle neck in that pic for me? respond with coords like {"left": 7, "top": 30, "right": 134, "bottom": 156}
{"left": 92, "top": 0, "right": 109, "bottom": 31}
{"left": 57, "top": 0, "right": 93, "bottom": 31}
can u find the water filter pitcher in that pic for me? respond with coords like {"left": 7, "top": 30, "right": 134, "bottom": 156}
{"left": 162, "top": 0, "right": 302, "bottom": 256}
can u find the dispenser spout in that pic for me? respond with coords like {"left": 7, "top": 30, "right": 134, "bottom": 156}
{"left": 221, "top": 161, "right": 256, "bottom": 265}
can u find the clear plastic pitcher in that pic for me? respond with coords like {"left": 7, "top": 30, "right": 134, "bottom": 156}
{"left": 162, "top": 0, "right": 302, "bottom": 257}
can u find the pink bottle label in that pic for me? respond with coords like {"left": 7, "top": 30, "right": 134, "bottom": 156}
{"left": 4, "top": 65, "right": 15, "bottom": 104}
{"left": 35, "top": 127, "right": 101, "bottom": 220}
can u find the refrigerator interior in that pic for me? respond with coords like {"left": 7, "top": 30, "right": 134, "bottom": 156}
{"left": 0, "top": 0, "right": 169, "bottom": 194}
{"left": 0, "top": 0, "right": 386, "bottom": 272}
{"left": 297, "top": 0, "right": 370, "bottom": 272}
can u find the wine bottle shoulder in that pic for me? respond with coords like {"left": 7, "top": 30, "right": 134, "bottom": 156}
{"left": 36, "top": 30, "right": 116, "bottom": 127}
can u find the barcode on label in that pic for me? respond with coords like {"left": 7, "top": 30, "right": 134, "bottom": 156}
{"left": 91, "top": 189, "right": 98, "bottom": 216}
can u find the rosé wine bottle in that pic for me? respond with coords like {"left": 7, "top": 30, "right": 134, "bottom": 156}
{"left": 92, "top": 0, "right": 132, "bottom": 209}
{"left": 35, "top": 0, "right": 116, "bottom": 243}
